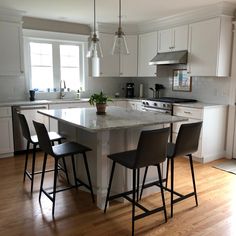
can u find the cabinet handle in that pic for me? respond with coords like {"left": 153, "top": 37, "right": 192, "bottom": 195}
{"left": 184, "top": 111, "right": 191, "bottom": 114}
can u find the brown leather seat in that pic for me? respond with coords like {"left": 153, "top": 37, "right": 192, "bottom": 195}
{"left": 33, "top": 120, "right": 94, "bottom": 217}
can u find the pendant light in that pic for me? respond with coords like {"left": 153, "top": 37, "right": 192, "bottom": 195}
{"left": 87, "top": 0, "right": 103, "bottom": 76}
{"left": 112, "top": 0, "right": 129, "bottom": 55}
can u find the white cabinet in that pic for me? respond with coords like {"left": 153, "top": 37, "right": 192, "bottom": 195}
{"left": 158, "top": 25, "right": 188, "bottom": 52}
{"left": 127, "top": 101, "right": 143, "bottom": 111}
{"left": 0, "top": 21, "right": 23, "bottom": 77}
{"left": 138, "top": 31, "right": 157, "bottom": 77}
{"left": 188, "top": 17, "right": 232, "bottom": 77}
{"left": 173, "top": 104, "right": 227, "bottom": 163}
{"left": 49, "top": 102, "right": 90, "bottom": 132}
{"left": 99, "top": 33, "right": 119, "bottom": 77}
{"left": 99, "top": 33, "right": 138, "bottom": 77}
{"left": 0, "top": 107, "right": 14, "bottom": 157}
{"left": 120, "top": 35, "right": 138, "bottom": 77}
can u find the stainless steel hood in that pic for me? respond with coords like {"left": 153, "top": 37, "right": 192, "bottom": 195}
{"left": 149, "top": 50, "right": 188, "bottom": 65}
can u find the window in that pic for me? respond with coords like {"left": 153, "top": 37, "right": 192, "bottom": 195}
{"left": 24, "top": 30, "right": 87, "bottom": 92}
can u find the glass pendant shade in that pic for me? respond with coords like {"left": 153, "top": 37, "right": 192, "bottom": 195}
{"left": 112, "top": 32, "right": 129, "bottom": 55}
{"left": 112, "top": 0, "right": 129, "bottom": 55}
{"left": 87, "top": 34, "right": 103, "bottom": 58}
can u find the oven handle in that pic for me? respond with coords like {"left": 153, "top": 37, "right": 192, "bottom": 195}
{"left": 142, "top": 107, "right": 171, "bottom": 114}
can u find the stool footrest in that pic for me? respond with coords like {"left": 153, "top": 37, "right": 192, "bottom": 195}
{"left": 172, "top": 192, "right": 195, "bottom": 204}
{"left": 134, "top": 206, "right": 165, "bottom": 221}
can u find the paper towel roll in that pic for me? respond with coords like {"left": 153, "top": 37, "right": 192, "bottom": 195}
{"left": 139, "top": 84, "right": 143, "bottom": 98}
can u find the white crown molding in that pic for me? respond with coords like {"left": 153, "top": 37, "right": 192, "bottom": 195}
{"left": 138, "top": 1, "right": 236, "bottom": 33}
{"left": 0, "top": 7, "right": 24, "bottom": 23}
{"left": 98, "top": 1, "right": 236, "bottom": 34}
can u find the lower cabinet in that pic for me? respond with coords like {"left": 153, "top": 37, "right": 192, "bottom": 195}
{"left": 0, "top": 107, "right": 14, "bottom": 157}
{"left": 126, "top": 101, "right": 143, "bottom": 111}
{"left": 173, "top": 105, "right": 227, "bottom": 163}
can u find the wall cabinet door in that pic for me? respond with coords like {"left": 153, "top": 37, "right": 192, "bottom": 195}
{"left": 99, "top": 33, "right": 119, "bottom": 77}
{"left": 138, "top": 31, "right": 157, "bottom": 77}
{"left": 0, "top": 21, "right": 23, "bottom": 77}
{"left": 0, "top": 117, "right": 13, "bottom": 156}
{"left": 158, "top": 25, "right": 188, "bottom": 52}
{"left": 120, "top": 35, "right": 138, "bottom": 77}
{"left": 188, "top": 17, "right": 232, "bottom": 77}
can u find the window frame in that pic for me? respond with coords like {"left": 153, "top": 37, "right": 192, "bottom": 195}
{"left": 23, "top": 29, "right": 88, "bottom": 92}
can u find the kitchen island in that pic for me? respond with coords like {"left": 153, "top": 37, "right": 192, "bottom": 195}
{"left": 38, "top": 106, "right": 187, "bottom": 209}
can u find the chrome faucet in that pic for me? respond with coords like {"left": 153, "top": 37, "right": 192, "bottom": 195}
{"left": 60, "top": 80, "right": 66, "bottom": 99}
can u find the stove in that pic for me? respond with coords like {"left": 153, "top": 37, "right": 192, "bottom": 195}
{"left": 142, "top": 97, "right": 197, "bottom": 114}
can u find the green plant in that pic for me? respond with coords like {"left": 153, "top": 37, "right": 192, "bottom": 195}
{"left": 89, "top": 91, "right": 112, "bottom": 106}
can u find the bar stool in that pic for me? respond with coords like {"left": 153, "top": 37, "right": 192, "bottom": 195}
{"left": 18, "top": 113, "right": 68, "bottom": 193}
{"left": 33, "top": 120, "right": 94, "bottom": 217}
{"left": 140, "top": 122, "right": 202, "bottom": 218}
{"left": 104, "top": 128, "right": 170, "bottom": 236}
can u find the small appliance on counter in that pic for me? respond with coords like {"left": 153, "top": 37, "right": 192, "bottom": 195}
{"left": 126, "top": 83, "right": 135, "bottom": 98}
{"left": 29, "top": 90, "right": 35, "bottom": 101}
{"left": 149, "top": 84, "right": 165, "bottom": 99}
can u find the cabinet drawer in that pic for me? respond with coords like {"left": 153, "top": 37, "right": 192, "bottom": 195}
{"left": 0, "top": 107, "right": 11, "bottom": 118}
{"left": 173, "top": 106, "right": 203, "bottom": 119}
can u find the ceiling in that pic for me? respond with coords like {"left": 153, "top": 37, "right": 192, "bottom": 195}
{"left": 0, "top": 0, "right": 236, "bottom": 25}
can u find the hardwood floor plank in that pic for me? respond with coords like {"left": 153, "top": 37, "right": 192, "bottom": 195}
{"left": 0, "top": 153, "right": 235, "bottom": 235}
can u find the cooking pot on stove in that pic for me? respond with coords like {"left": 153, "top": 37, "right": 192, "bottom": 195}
{"left": 149, "top": 84, "right": 165, "bottom": 99}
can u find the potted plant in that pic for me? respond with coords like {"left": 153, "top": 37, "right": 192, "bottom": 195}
{"left": 89, "top": 91, "right": 112, "bottom": 114}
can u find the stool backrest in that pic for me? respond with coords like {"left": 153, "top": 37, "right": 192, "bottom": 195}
{"left": 18, "top": 113, "right": 31, "bottom": 141}
{"left": 33, "top": 120, "right": 53, "bottom": 155}
{"left": 136, "top": 127, "right": 170, "bottom": 168}
{"left": 174, "top": 121, "right": 202, "bottom": 157}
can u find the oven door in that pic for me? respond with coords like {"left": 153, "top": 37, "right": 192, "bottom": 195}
{"left": 142, "top": 107, "right": 171, "bottom": 114}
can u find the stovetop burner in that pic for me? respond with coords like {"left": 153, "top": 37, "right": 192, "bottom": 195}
{"left": 147, "top": 97, "right": 197, "bottom": 103}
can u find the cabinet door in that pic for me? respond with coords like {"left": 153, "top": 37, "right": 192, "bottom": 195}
{"left": 138, "top": 32, "right": 157, "bottom": 77}
{"left": 188, "top": 18, "right": 219, "bottom": 76}
{"left": 120, "top": 35, "right": 138, "bottom": 77}
{"left": 0, "top": 21, "right": 23, "bottom": 77}
{"left": 158, "top": 29, "right": 172, "bottom": 52}
{"left": 99, "top": 33, "right": 119, "bottom": 77}
{"left": 173, "top": 25, "right": 188, "bottom": 51}
{"left": 0, "top": 117, "right": 13, "bottom": 154}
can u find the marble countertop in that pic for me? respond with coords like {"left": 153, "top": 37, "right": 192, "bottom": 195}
{"left": 38, "top": 106, "right": 187, "bottom": 132}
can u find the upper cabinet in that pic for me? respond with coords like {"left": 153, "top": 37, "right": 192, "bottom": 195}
{"left": 158, "top": 25, "right": 188, "bottom": 52}
{"left": 99, "top": 33, "right": 138, "bottom": 77}
{"left": 188, "top": 16, "right": 232, "bottom": 77}
{"left": 138, "top": 31, "right": 157, "bottom": 77}
{"left": 120, "top": 35, "right": 138, "bottom": 77}
{"left": 99, "top": 33, "right": 119, "bottom": 77}
{"left": 0, "top": 21, "right": 24, "bottom": 77}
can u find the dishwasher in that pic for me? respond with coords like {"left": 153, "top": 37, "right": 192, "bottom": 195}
{"left": 12, "top": 104, "right": 49, "bottom": 153}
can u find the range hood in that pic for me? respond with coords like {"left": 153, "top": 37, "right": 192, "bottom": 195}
{"left": 149, "top": 50, "right": 188, "bottom": 65}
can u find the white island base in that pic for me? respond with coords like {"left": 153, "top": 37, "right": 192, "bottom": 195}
{"left": 59, "top": 122, "right": 167, "bottom": 210}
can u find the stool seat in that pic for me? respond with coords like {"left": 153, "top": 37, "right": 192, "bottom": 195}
{"left": 33, "top": 120, "right": 94, "bottom": 217}
{"left": 30, "top": 131, "right": 64, "bottom": 144}
{"left": 18, "top": 113, "right": 66, "bottom": 194}
{"left": 104, "top": 128, "right": 170, "bottom": 236}
{"left": 108, "top": 150, "right": 136, "bottom": 169}
{"left": 52, "top": 142, "right": 92, "bottom": 158}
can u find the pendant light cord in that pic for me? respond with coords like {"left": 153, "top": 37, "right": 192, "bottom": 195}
{"left": 119, "top": 0, "right": 121, "bottom": 29}
{"left": 94, "top": 0, "right": 96, "bottom": 33}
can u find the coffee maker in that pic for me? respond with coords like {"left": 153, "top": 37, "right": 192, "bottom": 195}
{"left": 126, "top": 83, "right": 134, "bottom": 98}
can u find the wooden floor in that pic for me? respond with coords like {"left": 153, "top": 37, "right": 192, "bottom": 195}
{"left": 0, "top": 153, "right": 236, "bottom": 236}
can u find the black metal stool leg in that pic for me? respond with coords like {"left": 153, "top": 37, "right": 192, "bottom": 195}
{"left": 132, "top": 168, "right": 136, "bottom": 236}
{"left": 52, "top": 158, "right": 58, "bottom": 217}
{"left": 23, "top": 141, "right": 30, "bottom": 181}
{"left": 71, "top": 155, "right": 78, "bottom": 188}
{"left": 157, "top": 164, "right": 167, "bottom": 222}
{"left": 166, "top": 158, "right": 170, "bottom": 188}
{"left": 62, "top": 157, "right": 70, "bottom": 184}
{"left": 139, "top": 166, "right": 148, "bottom": 200}
{"left": 104, "top": 161, "right": 116, "bottom": 213}
{"left": 39, "top": 153, "right": 47, "bottom": 202}
{"left": 189, "top": 154, "right": 198, "bottom": 206}
{"left": 83, "top": 152, "right": 95, "bottom": 202}
{"left": 30, "top": 144, "right": 37, "bottom": 193}
{"left": 170, "top": 157, "right": 174, "bottom": 218}
{"left": 137, "top": 168, "right": 140, "bottom": 202}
